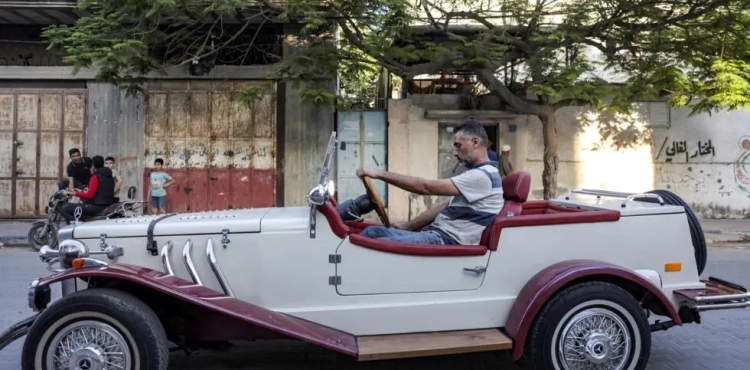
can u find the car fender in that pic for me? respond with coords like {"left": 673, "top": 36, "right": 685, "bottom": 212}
{"left": 29, "top": 263, "right": 358, "bottom": 357}
{"left": 504, "top": 259, "right": 682, "bottom": 361}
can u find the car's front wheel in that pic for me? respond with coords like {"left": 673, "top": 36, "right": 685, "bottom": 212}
{"left": 22, "top": 287, "right": 169, "bottom": 370}
{"left": 525, "top": 281, "right": 651, "bottom": 370}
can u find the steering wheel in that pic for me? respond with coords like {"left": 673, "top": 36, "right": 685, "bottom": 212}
{"left": 362, "top": 176, "right": 390, "bottom": 227}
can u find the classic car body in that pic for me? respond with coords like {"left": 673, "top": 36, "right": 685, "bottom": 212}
{"left": 2, "top": 132, "right": 750, "bottom": 370}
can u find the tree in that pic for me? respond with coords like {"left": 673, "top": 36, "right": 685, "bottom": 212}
{"left": 43, "top": 0, "right": 750, "bottom": 198}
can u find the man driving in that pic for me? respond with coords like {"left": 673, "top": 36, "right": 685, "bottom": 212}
{"left": 355, "top": 119, "right": 505, "bottom": 245}
{"left": 60, "top": 155, "right": 117, "bottom": 223}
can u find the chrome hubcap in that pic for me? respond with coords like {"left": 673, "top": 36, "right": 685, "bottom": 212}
{"left": 558, "top": 308, "right": 631, "bottom": 370}
{"left": 46, "top": 320, "right": 132, "bottom": 370}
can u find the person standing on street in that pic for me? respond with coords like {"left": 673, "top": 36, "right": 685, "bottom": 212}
{"left": 498, "top": 144, "right": 514, "bottom": 177}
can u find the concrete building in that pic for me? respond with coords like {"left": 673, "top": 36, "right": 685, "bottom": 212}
{"left": 0, "top": 1, "right": 337, "bottom": 218}
{"left": 384, "top": 93, "right": 750, "bottom": 220}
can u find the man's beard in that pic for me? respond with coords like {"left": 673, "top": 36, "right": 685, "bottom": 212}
{"left": 457, "top": 153, "right": 475, "bottom": 167}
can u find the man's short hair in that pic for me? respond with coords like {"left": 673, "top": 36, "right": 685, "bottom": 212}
{"left": 105, "top": 156, "right": 115, "bottom": 163}
{"left": 454, "top": 119, "right": 488, "bottom": 147}
{"left": 92, "top": 155, "right": 104, "bottom": 169}
{"left": 155, "top": 158, "right": 164, "bottom": 165}
{"left": 68, "top": 148, "right": 80, "bottom": 156}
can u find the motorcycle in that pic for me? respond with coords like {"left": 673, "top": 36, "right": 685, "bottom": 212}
{"left": 26, "top": 186, "right": 144, "bottom": 251}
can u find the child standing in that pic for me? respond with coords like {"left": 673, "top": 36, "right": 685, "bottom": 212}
{"left": 149, "top": 158, "right": 176, "bottom": 214}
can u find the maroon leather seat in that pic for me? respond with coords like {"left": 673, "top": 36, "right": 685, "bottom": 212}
{"left": 479, "top": 171, "right": 532, "bottom": 249}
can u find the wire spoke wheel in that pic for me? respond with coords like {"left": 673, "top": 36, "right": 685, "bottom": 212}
{"left": 558, "top": 308, "right": 631, "bottom": 370}
{"left": 46, "top": 320, "right": 132, "bottom": 370}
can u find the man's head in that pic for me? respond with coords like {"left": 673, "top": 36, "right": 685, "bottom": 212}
{"left": 68, "top": 148, "right": 82, "bottom": 163}
{"left": 501, "top": 144, "right": 511, "bottom": 155}
{"left": 154, "top": 158, "right": 164, "bottom": 171}
{"left": 105, "top": 156, "right": 116, "bottom": 170}
{"left": 92, "top": 155, "right": 104, "bottom": 169}
{"left": 452, "top": 119, "right": 489, "bottom": 167}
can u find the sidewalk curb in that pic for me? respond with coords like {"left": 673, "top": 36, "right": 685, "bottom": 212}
{"left": 0, "top": 235, "right": 28, "bottom": 248}
{"left": 703, "top": 229, "right": 750, "bottom": 235}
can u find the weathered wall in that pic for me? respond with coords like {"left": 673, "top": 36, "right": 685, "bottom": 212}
{"left": 390, "top": 96, "right": 750, "bottom": 220}
{"left": 280, "top": 24, "right": 338, "bottom": 207}
{"left": 517, "top": 105, "right": 750, "bottom": 219}
{"left": 85, "top": 83, "right": 145, "bottom": 202}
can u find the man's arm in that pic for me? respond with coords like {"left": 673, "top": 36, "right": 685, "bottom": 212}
{"left": 358, "top": 169, "right": 461, "bottom": 197}
{"left": 74, "top": 176, "right": 99, "bottom": 200}
{"left": 66, "top": 163, "right": 75, "bottom": 190}
{"left": 399, "top": 201, "right": 449, "bottom": 231}
{"left": 114, "top": 175, "right": 123, "bottom": 192}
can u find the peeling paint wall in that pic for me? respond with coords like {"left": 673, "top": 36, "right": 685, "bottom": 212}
{"left": 86, "top": 82, "right": 145, "bottom": 204}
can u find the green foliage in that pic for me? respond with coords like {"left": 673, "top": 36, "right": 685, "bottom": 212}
{"left": 41, "top": 0, "right": 750, "bottom": 116}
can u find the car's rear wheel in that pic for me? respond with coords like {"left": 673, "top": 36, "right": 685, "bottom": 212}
{"left": 526, "top": 281, "right": 651, "bottom": 370}
{"left": 22, "top": 287, "right": 169, "bottom": 370}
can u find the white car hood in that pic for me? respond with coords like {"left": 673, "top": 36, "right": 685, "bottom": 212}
{"left": 70, "top": 206, "right": 312, "bottom": 239}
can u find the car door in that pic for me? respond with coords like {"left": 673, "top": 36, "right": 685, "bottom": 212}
{"left": 332, "top": 237, "right": 491, "bottom": 296}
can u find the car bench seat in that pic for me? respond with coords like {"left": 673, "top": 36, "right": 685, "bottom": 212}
{"left": 479, "top": 171, "right": 532, "bottom": 250}
{"left": 317, "top": 171, "right": 533, "bottom": 257}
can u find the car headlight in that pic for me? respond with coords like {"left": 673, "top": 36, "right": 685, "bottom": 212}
{"left": 58, "top": 239, "right": 89, "bottom": 266}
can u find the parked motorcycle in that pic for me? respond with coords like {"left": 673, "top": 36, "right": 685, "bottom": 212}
{"left": 26, "top": 186, "right": 144, "bottom": 251}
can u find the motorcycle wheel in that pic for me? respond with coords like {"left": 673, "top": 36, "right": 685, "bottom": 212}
{"left": 26, "top": 221, "right": 58, "bottom": 252}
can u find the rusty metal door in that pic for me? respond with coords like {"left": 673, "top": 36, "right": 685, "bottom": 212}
{"left": 0, "top": 88, "right": 86, "bottom": 218}
{"left": 143, "top": 81, "right": 277, "bottom": 213}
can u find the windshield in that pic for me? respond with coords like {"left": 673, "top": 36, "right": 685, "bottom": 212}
{"left": 317, "top": 132, "right": 338, "bottom": 187}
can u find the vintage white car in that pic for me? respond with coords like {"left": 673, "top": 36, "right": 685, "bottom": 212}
{"left": 1, "top": 132, "right": 749, "bottom": 370}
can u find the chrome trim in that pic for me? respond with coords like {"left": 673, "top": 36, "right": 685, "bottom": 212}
{"left": 691, "top": 290, "right": 750, "bottom": 311}
{"left": 161, "top": 241, "right": 174, "bottom": 275}
{"left": 695, "top": 301, "right": 750, "bottom": 311}
{"left": 206, "top": 238, "right": 234, "bottom": 297}
{"left": 693, "top": 291, "right": 750, "bottom": 303}
{"left": 182, "top": 240, "right": 202, "bottom": 285}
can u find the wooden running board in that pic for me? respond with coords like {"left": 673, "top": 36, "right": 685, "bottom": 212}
{"left": 356, "top": 328, "right": 513, "bottom": 361}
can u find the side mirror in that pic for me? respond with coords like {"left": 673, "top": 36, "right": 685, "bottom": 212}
{"left": 127, "top": 186, "right": 137, "bottom": 200}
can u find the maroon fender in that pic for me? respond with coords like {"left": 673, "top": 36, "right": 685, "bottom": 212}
{"left": 504, "top": 259, "right": 682, "bottom": 361}
{"left": 32, "top": 263, "right": 358, "bottom": 357}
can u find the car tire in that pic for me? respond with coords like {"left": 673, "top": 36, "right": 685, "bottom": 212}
{"left": 636, "top": 189, "right": 707, "bottom": 275}
{"left": 525, "top": 281, "right": 651, "bottom": 370}
{"left": 21, "top": 287, "right": 169, "bottom": 370}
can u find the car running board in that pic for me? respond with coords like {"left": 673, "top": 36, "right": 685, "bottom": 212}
{"left": 356, "top": 328, "right": 513, "bottom": 361}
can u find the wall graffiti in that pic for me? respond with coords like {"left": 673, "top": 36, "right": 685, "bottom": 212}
{"left": 657, "top": 136, "right": 716, "bottom": 162}
{"left": 734, "top": 136, "right": 750, "bottom": 192}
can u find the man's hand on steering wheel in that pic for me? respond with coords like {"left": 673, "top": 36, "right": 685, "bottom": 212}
{"left": 356, "top": 167, "right": 383, "bottom": 180}
{"left": 355, "top": 167, "right": 390, "bottom": 227}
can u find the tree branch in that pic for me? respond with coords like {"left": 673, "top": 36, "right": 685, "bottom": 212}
{"left": 474, "top": 67, "right": 546, "bottom": 115}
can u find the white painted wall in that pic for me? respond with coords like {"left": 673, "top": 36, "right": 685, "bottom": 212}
{"left": 388, "top": 97, "right": 750, "bottom": 219}
{"left": 519, "top": 105, "right": 750, "bottom": 218}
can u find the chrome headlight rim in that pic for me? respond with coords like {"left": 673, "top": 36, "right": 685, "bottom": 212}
{"left": 58, "top": 239, "right": 89, "bottom": 267}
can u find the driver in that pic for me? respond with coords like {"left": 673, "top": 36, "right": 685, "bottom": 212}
{"left": 60, "top": 155, "right": 117, "bottom": 223}
{"left": 355, "top": 119, "right": 505, "bottom": 245}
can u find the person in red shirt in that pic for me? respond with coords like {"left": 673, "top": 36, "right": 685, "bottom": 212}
{"left": 60, "top": 155, "right": 117, "bottom": 223}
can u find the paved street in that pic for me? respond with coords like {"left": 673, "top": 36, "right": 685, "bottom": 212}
{"left": 1, "top": 246, "right": 749, "bottom": 370}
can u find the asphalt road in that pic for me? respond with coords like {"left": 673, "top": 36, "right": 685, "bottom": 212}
{"left": 1, "top": 247, "right": 749, "bottom": 370}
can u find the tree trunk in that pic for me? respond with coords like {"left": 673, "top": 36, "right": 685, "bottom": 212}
{"left": 539, "top": 111, "right": 558, "bottom": 200}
